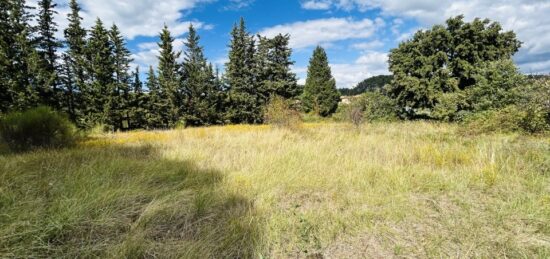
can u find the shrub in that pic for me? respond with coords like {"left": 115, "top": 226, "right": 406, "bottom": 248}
{"left": 0, "top": 107, "right": 77, "bottom": 152}
{"left": 264, "top": 96, "right": 302, "bottom": 129}
{"left": 461, "top": 106, "right": 525, "bottom": 134}
{"left": 361, "top": 91, "right": 399, "bottom": 122}
{"left": 517, "top": 78, "right": 550, "bottom": 133}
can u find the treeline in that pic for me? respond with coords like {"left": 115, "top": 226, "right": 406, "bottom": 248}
{"left": 0, "top": 0, "right": 340, "bottom": 130}
{"left": 339, "top": 75, "right": 393, "bottom": 96}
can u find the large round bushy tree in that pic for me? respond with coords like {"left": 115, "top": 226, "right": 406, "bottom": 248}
{"left": 388, "top": 15, "right": 522, "bottom": 118}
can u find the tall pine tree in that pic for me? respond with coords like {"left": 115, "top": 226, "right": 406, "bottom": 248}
{"left": 181, "top": 25, "right": 220, "bottom": 126}
{"left": 145, "top": 65, "right": 164, "bottom": 128}
{"left": 157, "top": 25, "right": 181, "bottom": 127}
{"left": 256, "top": 34, "right": 299, "bottom": 100}
{"left": 225, "top": 18, "right": 262, "bottom": 124}
{"left": 5, "top": 0, "right": 40, "bottom": 111}
{"left": 62, "top": 0, "right": 87, "bottom": 124}
{"left": 36, "top": 0, "right": 61, "bottom": 108}
{"left": 302, "top": 46, "right": 340, "bottom": 117}
{"left": 86, "top": 18, "right": 114, "bottom": 127}
{"left": 109, "top": 24, "right": 132, "bottom": 130}
{"left": 130, "top": 66, "right": 148, "bottom": 129}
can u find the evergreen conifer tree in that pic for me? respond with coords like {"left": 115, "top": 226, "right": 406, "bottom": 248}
{"left": 302, "top": 46, "right": 340, "bottom": 117}
{"left": 36, "top": 0, "right": 62, "bottom": 108}
{"left": 62, "top": 0, "right": 87, "bottom": 125}
{"left": 86, "top": 18, "right": 115, "bottom": 127}
{"left": 225, "top": 18, "right": 262, "bottom": 124}
{"left": 109, "top": 24, "right": 132, "bottom": 130}
{"left": 256, "top": 34, "right": 298, "bottom": 100}
{"left": 157, "top": 25, "right": 181, "bottom": 127}
{"left": 145, "top": 65, "right": 164, "bottom": 128}
{"left": 130, "top": 66, "right": 148, "bottom": 129}
{"left": 181, "top": 25, "right": 220, "bottom": 126}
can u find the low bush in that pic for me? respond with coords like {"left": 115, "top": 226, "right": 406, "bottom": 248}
{"left": 264, "top": 96, "right": 302, "bottom": 129}
{"left": 361, "top": 91, "right": 399, "bottom": 122}
{"left": 0, "top": 106, "right": 77, "bottom": 152}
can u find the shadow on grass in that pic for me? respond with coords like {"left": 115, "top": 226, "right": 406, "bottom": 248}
{"left": 0, "top": 144, "right": 263, "bottom": 258}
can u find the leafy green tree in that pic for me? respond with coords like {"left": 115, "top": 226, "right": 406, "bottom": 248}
{"left": 181, "top": 25, "right": 221, "bottom": 126}
{"left": 86, "top": 18, "right": 115, "bottom": 127}
{"left": 302, "top": 46, "right": 340, "bottom": 117}
{"left": 157, "top": 25, "right": 181, "bottom": 127}
{"left": 225, "top": 18, "right": 262, "bottom": 124}
{"left": 36, "top": 0, "right": 62, "bottom": 108}
{"left": 109, "top": 24, "right": 132, "bottom": 130}
{"left": 62, "top": 0, "right": 87, "bottom": 124}
{"left": 388, "top": 15, "right": 522, "bottom": 118}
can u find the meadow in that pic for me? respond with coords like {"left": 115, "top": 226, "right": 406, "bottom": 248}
{"left": 1, "top": 122, "right": 549, "bottom": 258}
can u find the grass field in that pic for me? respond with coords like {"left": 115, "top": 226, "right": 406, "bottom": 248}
{"left": 1, "top": 122, "right": 549, "bottom": 258}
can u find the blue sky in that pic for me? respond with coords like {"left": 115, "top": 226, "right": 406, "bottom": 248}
{"left": 30, "top": 0, "right": 550, "bottom": 88}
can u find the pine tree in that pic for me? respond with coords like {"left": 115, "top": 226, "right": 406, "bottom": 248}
{"left": 86, "top": 18, "right": 115, "bottom": 127}
{"left": 129, "top": 66, "right": 147, "bottom": 129}
{"left": 130, "top": 66, "right": 148, "bottom": 129}
{"left": 36, "top": 0, "right": 61, "bottom": 108}
{"left": 302, "top": 46, "right": 340, "bottom": 117}
{"left": 181, "top": 24, "right": 220, "bottom": 126}
{"left": 0, "top": 1, "right": 13, "bottom": 112}
{"left": 4, "top": 0, "right": 40, "bottom": 111}
{"left": 62, "top": 0, "right": 87, "bottom": 125}
{"left": 109, "top": 24, "right": 132, "bottom": 130}
{"left": 157, "top": 25, "right": 181, "bottom": 127}
{"left": 257, "top": 34, "right": 298, "bottom": 100}
{"left": 145, "top": 65, "right": 164, "bottom": 128}
{"left": 225, "top": 18, "right": 262, "bottom": 124}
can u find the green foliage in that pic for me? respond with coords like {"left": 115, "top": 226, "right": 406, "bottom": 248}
{"left": 36, "top": 0, "right": 62, "bottom": 109}
{"left": 225, "top": 18, "right": 263, "bottom": 124}
{"left": 388, "top": 16, "right": 521, "bottom": 118}
{"left": 339, "top": 75, "right": 393, "bottom": 96}
{"left": 302, "top": 46, "right": 340, "bottom": 117}
{"left": 0, "top": 106, "right": 76, "bottom": 151}
{"left": 181, "top": 25, "right": 222, "bottom": 126}
{"left": 256, "top": 34, "right": 299, "bottom": 99}
{"left": 461, "top": 106, "right": 525, "bottom": 134}
{"left": 360, "top": 91, "right": 399, "bottom": 122}
{"left": 467, "top": 59, "right": 526, "bottom": 112}
{"left": 157, "top": 25, "right": 182, "bottom": 127}
{"left": 264, "top": 96, "right": 301, "bottom": 129}
{"left": 109, "top": 24, "right": 133, "bottom": 131}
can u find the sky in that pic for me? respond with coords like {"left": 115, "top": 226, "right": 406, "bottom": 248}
{"left": 29, "top": 0, "right": 550, "bottom": 88}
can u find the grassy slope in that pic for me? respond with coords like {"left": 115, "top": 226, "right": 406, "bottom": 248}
{"left": 1, "top": 122, "right": 549, "bottom": 258}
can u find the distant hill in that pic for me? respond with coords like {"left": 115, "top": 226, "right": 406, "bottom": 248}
{"left": 339, "top": 75, "right": 393, "bottom": 96}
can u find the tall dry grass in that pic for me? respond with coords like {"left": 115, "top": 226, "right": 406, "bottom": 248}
{"left": 1, "top": 122, "right": 549, "bottom": 258}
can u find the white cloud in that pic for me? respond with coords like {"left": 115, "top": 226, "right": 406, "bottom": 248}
{"left": 351, "top": 40, "right": 384, "bottom": 50}
{"left": 300, "top": 0, "right": 550, "bottom": 73}
{"left": 259, "top": 17, "right": 385, "bottom": 49}
{"left": 294, "top": 51, "right": 389, "bottom": 88}
{"left": 331, "top": 51, "right": 389, "bottom": 88}
{"left": 225, "top": 0, "right": 255, "bottom": 10}
{"left": 301, "top": 0, "right": 332, "bottom": 10}
{"left": 132, "top": 38, "right": 186, "bottom": 69}
{"left": 30, "top": 0, "right": 212, "bottom": 39}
